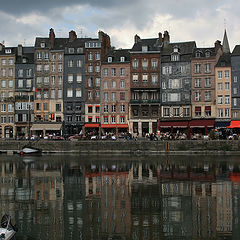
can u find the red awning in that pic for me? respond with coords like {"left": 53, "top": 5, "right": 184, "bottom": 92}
{"left": 189, "top": 119, "right": 214, "bottom": 128}
{"left": 101, "top": 124, "right": 128, "bottom": 128}
{"left": 159, "top": 121, "right": 188, "bottom": 128}
{"left": 85, "top": 123, "right": 99, "bottom": 128}
{"left": 227, "top": 121, "right": 240, "bottom": 128}
{"left": 205, "top": 106, "right": 211, "bottom": 111}
{"left": 230, "top": 173, "right": 240, "bottom": 182}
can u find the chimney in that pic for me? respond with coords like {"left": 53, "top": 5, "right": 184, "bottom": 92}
{"left": 18, "top": 44, "right": 23, "bottom": 56}
{"left": 163, "top": 31, "right": 170, "bottom": 46}
{"left": 69, "top": 30, "right": 77, "bottom": 42}
{"left": 49, "top": 28, "right": 55, "bottom": 48}
{"left": 214, "top": 40, "right": 221, "bottom": 51}
{"left": 134, "top": 34, "right": 140, "bottom": 44}
{"left": 158, "top": 32, "right": 162, "bottom": 46}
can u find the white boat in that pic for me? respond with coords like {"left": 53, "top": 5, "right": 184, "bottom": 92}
{"left": 0, "top": 215, "right": 17, "bottom": 240}
{"left": 22, "top": 146, "right": 40, "bottom": 154}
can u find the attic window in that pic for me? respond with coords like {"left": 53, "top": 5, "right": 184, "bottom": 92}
{"left": 77, "top": 48, "right": 83, "bottom": 53}
{"left": 40, "top": 42, "right": 45, "bottom": 48}
{"left": 5, "top": 49, "right": 11, "bottom": 54}
{"left": 195, "top": 52, "right": 201, "bottom": 58}
{"left": 108, "top": 57, "right": 112, "bottom": 63}
{"left": 173, "top": 47, "right": 179, "bottom": 52}
{"left": 205, "top": 51, "right": 210, "bottom": 57}
{"left": 68, "top": 48, "right": 74, "bottom": 54}
{"left": 120, "top": 57, "right": 125, "bottom": 62}
{"left": 142, "top": 46, "right": 148, "bottom": 52}
{"left": 22, "top": 58, "right": 27, "bottom": 63}
{"left": 171, "top": 54, "right": 179, "bottom": 61}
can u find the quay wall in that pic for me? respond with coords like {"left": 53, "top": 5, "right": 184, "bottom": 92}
{"left": 1, "top": 140, "right": 240, "bottom": 155}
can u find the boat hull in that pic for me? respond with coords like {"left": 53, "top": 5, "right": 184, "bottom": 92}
{"left": 0, "top": 227, "right": 16, "bottom": 240}
{"left": 22, "top": 147, "right": 41, "bottom": 154}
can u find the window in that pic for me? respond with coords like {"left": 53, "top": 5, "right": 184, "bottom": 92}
{"left": 95, "top": 65, "right": 100, "bottom": 72}
{"left": 56, "top": 104, "right": 61, "bottom": 112}
{"left": 58, "top": 90, "right": 62, "bottom": 98}
{"left": 133, "top": 74, "right": 139, "bottom": 83}
{"left": 234, "top": 76, "right": 238, "bottom": 82}
{"left": 205, "top": 106, "right": 211, "bottom": 116}
{"left": 162, "top": 93, "right": 167, "bottom": 102}
{"left": 111, "top": 68, "right": 116, "bottom": 76}
{"left": 195, "top": 64, "right": 201, "bottom": 73}
{"left": 225, "top": 108, "right": 230, "bottom": 117}
{"left": 205, "top": 78, "right": 211, "bottom": 87}
{"left": 225, "top": 70, "right": 230, "bottom": 78}
{"left": 1, "top": 80, "right": 6, "bottom": 88}
{"left": 233, "top": 88, "right": 237, "bottom": 94}
{"left": 1, "top": 104, "right": 6, "bottom": 112}
{"left": 58, "top": 64, "right": 63, "bottom": 72}
{"left": 180, "top": 65, "right": 187, "bottom": 73}
{"left": 104, "top": 92, "right": 108, "bottom": 101}
{"left": 162, "top": 66, "right": 172, "bottom": 75}
{"left": 104, "top": 81, "right": 108, "bottom": 89}
{"left": 120, "top": 116, "right": 125, "bottom": 123}
{"left": 120, "top": 105, "right": 125, "bottom": 112}
{"left": 104, "top": 116, "right": 108, "bottom": 123}
{"left": 218, "top": 109, "right": 223, "bottom": 118}
{"left": 68, "top": 74, "right": 73, "bottom": 83}
{"left": 8, "top": 80, "right": 13, "bottom": 88}
{"left": 1, "top": 59, "right": 6, "bottom": 65}
{"left": 77, "top": 60, "right": 82, "bottom": 67}
{"left": 168, "top": 93, "right": 180, "bottom": 102}
{"left": 96, "top": 78, "right": 101, "bottom": 87}
{"left": 43, "top": 91, "right": 48, "bottom": 98}
{"left": 142, "top": 59, "right": 148, "bottom": 70}
{"left": 112, "top": 105, "right": 116, "bottom": 113}
{"left": 36, "top": 103, "right": 41, "bottom": 111}
{"left": 44, "top": 52, "right": 49, "bottom": 59}
{"left": 44, "top": 77, "right": 49, "bottom": 85}
{"left": 225, "top": 95, "right": 230, "bottom": 104}
{"left": 195, "top": 107, "right": 201, "bottom": 117}
{"left": 43, "top": 102, "right": 48, "bottom": 111}
{"left": 37, "top": 52, "right": 42, "bottom": 60}
{"left": 120, "top": 92, "right": 125, "bottom": 101}
{"left": 205, "top": 91, "right": 211, "bottom": 101}
{"left": 88, "top": 78, "right": 92, "bottom": 87}
{"left": 88, "top": 65, "right": 93, "bottom": 72}
{"left": 169, "top": 79, "right": 181, "bottom": 89}
{"left": 183, "top": 108, "right": 190, "bottom": 117}
{"left": 218, "top": 83, "right": 222, "bottom": 90}
{"left": 18, "top": 69, "right": 23, "bottom": 77}
{"left": 195, "top": 78, "right": 201, "bottom": 88}
{"left": 120, "top": 56, "right": 125, "bottom": 62}
{"left": 195, "top": 92, "right": 201, "bottom": 101}
{"left": 52, "top": 54, "right": 56, "bottom": 60}
{"left": 205, "top": 63, "right": 211, "bottom": 73}
{"left": 152, "top": 74, "right": 158, "bottom": 84}
{"left": 44, "top": 64, "right": 49, "bottom": 72}
{"left": 104, "top": 105, "right": 108, "bottom": 112}
{"left": 163, "top": 108, "right": 170, "bottom": 117}
{"left": 2, "top": 69, "right": 6, "bottom": 77}
{"left": 88, "top": 106, "right": 93, "bottom": 113}
{"left": 76, "top": 88, "right": 82, "bottom": 97}
{"left": 112, "top": 81, "right": 116, "bottom": 88}
{"left": 96, "top": 52, "right": 100, "bottom": 60}
{"left": 95, "top": 106, "right": 100, "bottom": 113}
{"left": 142, "top": 74, "right": 148, "bottom": 84}
{"left": 77, "top": 74, "right": 82, "bottom": 83}
{"left": 132, "top": 59, "right": 138, "bottom": 69}
{"left": 225, "top": 82, "right": 230, "bottom": 90}
{"left": 26, "top": 69, "right": 32, "bottom": 77}
{"left": 112, "top": 92, "right": 116, "bottom": 101}
{"left": 18, "top": 80, "right": 23, "bottom": 88}
{"left": 132, "top": 92, "right": 139, "bottom": 100}
{"left": 151, "top": 59, "right": 158, "bottom": 69}
{"left": 120, "top": 68, "right": 125, "bottom": 76}
{"left": 173, "top": 108, "right": 180, "bottom": 117}
{"left": 88, "top": 53, "right": 93, "bottom": 60}
{"left": 67, "top": 88, "right": 73, "bottom": 97}
{"left": 111, "top": 116, "right": 116, "bottom": 123}
{"left": 68, "top": 60, "right": 74, "bottom": 67}
{"left": 40, "top": 42, "right": 45, "bottom": 48}
{"left": 142, "top": 92, "right": 148, "bottom": 100}
{"left": 104, "top": 68, "right": 108, "bottom": 76}
{"left": 108, "top": 57, "right": 112, "bottom": 62}
{"left": 58, "top": 54, "right": 63, "bottom": 60}
{"left": 162, "top": 82, "right": 166, "bottom": 89}
{"left": 120, "top": 80, "right": 125, "bottom": 88}
{"left": 205, "top": 51, "right": 210, "bottom": 57}
{"left": 233, "top": 98, "right": 237, "bottom": 106}
{"left": 218, "top": 95, "right": 223, "bottom": 104}
{"left": 171, "top": 54, "right": 179, "bottom": 61}
{"left": 218, "top": 71, "right": 222, "bottom": 79}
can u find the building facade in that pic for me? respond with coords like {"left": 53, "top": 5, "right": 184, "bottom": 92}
{"left": 129, "top": 33, "right": 162, "bottom": 137}
{"left": 101, "top": 49, "right": 130, "bottom": 136}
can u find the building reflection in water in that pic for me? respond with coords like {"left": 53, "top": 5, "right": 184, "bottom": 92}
{"left": 0, "top": 155, "right": 240, "bottom": 239}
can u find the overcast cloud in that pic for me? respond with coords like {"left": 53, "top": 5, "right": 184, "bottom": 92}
{"left": 1, "top": 0, "right": 239, "bottom": 51}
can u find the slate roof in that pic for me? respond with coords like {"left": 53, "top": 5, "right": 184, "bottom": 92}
{"left": 16, "top": 47, "right": 34, "bottom": 64}
{"left": 0, "top": 47, "right": 17, "bottom": 55}
{"left": 161, "top": 41, "right": 196, "bottom": 62}
{"left": 192, "top": 47, "right": 217, "bottom": 58}
{"left": 216, "top": 53, "right": 231, "bottom": 67}
{"left": 131, "top": 38, "right": 161, "bottom": 52}
{"left": 103, "top": 49, "right": 130, "bottom": 63}
{"left": 231, "top": 45, "right": 240, "bottom": 56}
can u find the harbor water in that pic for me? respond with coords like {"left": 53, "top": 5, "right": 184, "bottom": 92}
{"left": 0, "top": 154, "right": 240, "bottom": 240}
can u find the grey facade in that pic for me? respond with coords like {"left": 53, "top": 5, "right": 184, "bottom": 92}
{"left": 15, "top": 45, "right": 35, "bottom": 138}
{"left": 231, "top": 45, "right": 240, "bottom": 119}
{"left": 63, "top": 35, "right": 88, "bottom": 136}
{"left": 160, "top": 41, "right": 196, "bottom": 123}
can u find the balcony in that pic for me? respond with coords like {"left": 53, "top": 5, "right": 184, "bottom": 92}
{"left": 130, "top": 99, "right": 160, "bottom": 104}
{"left": 15, "top": 95, "right": 34, "bottom": 101}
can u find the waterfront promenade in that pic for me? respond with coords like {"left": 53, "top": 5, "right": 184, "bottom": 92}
{"left": 1, "top": 139, "right": 240, "bottom": 155}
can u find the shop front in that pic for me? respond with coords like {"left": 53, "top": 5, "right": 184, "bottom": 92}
{"left": 31, "top": 123, "right": 62, "bottom": 138}
{"left": 84, "top": 123, "right": 100, "bottom": 139}
{"left": 101, "top": 124, "right": 128, "bottom": 138}
{"left": 189, "top": 119, "right": 215, "bottom": 136}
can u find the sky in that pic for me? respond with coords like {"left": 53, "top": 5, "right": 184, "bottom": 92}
{"left": 1, "top": 0, "right": 239, "bottom": 51}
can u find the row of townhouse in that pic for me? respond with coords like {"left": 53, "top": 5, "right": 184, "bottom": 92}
{"left": 0, "top": 28, "right": 239, "bottom": 139}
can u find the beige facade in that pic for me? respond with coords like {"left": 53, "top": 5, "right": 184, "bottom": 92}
{"left": 0, "top": 49, "right": 16, "bottom": 138}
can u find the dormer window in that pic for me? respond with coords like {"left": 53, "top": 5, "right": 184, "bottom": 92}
{"left": 205, "top": 51, "right": 210, "bottom": 58}
{"left": 171, "top": 54, "right": 179, "bottom": 61}
{"left": 195, "top": 52, "right": 201, "bottom": 58}
{"left": 40, "top": 42, "right": 45, "bottom": 48}
{"left": 173, "top": 47, "right": 179, "bottom": 52}
{"left": 68, "top": 48, "right": 74, "bottom": 54}
{"left": 142, "top": 46, "right": 148, "bottom": 52}
{"left": 108, "top": 57, "right": 112, "bottom": 63}
{"left": 22, "top": 58, "right": 27, "bottom": 63}
{"left": 120, "top": 57, "right": 125, "bottom": 62}
{"left": 5, "top": 49, "right": 11, "bottom": 54}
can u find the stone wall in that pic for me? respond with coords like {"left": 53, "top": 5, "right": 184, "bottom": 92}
{"left": 1, "top": 140, "right": 240, "bottom": 155}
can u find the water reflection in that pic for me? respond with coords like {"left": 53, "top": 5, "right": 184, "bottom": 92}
{"left": 0, "top": 155, "right": 240, "bottom": 239}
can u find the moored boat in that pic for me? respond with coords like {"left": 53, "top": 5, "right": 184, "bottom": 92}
{"left": 0, "top": 214, "right": 17, "bottom": 240}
